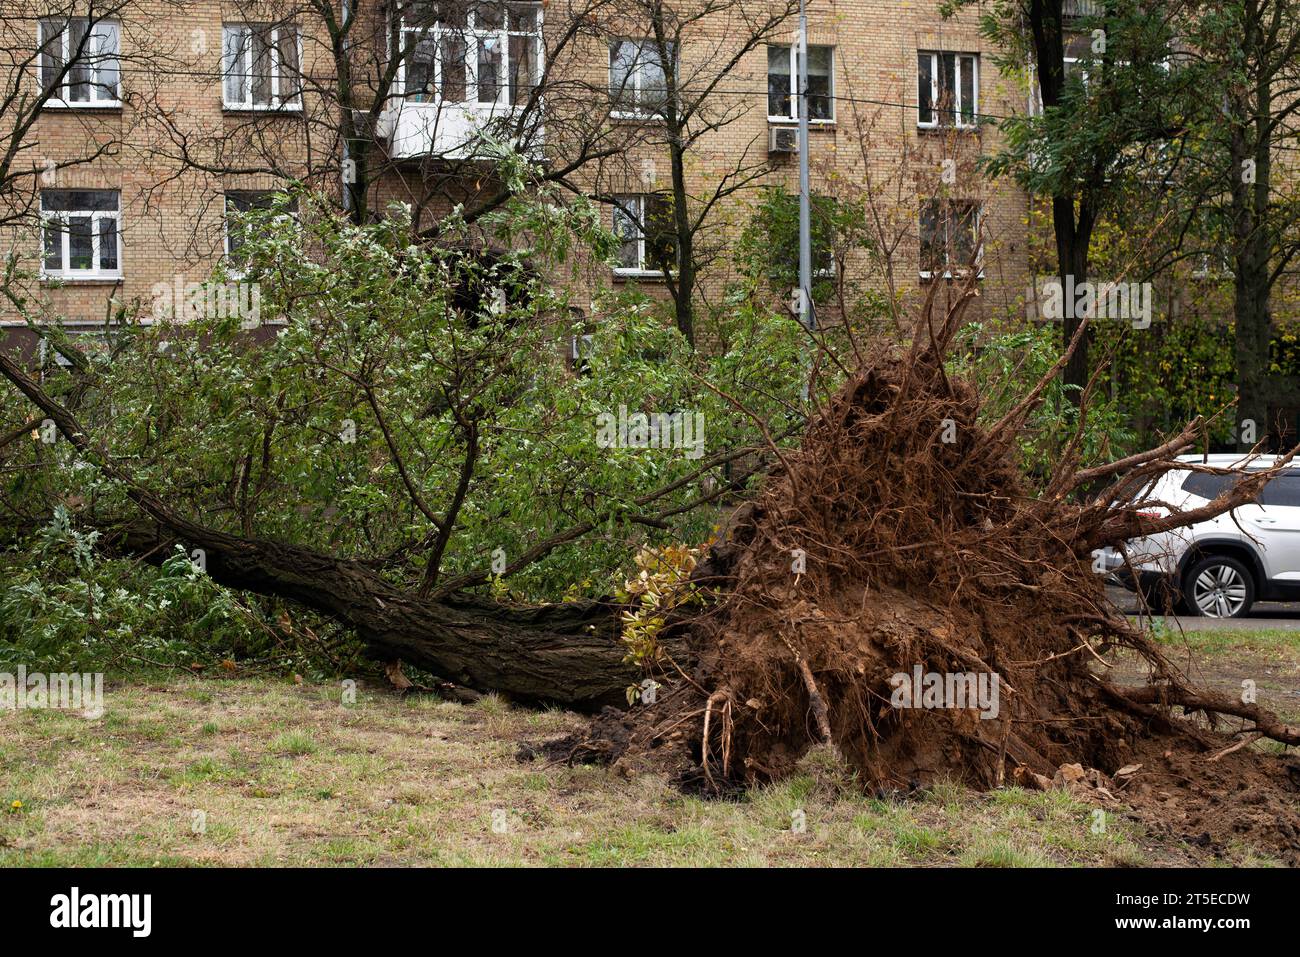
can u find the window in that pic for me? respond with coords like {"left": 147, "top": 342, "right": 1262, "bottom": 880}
{"left": 609, "top": 39, "right": 674, "bottom": 118}
{"left": 1063, "top": 56, "right": 1088, "bottom": 88}
{"left": 919, "top": 199, "right": 980, "bottom": 277}
{"left": 751, "top": 187, "right": 837, "bottom": 282}
{"left": 1028, "top": 58, "right": 1085, "bottom": 116}
{"left": 612, "top": 194, "right": 676, "bottom": 274}
{"left": 38, "top": 18, "right": 120, "bottom": 106}
{"left": 1063, "top": 0, "right": 1105, "bottom": 17}
{"left": 222, "top": 23, "right": 302, "bottom": 109}
{"left": 1180, "top": 472, "right": 1239, "bottom": 500}
{"left": 1260, "top": 473, "right": 1300, "bottom": 507}
{"left": 399, "top": 2, "right": 541, "bottom": 106}
{"left": 224, "top": 191, "right": 298, "bottom": 269}
{"left": 1191, "top": 246, "right": 1232, "bottom": 279}
{"left": 40, "top": 190, "right": 121, "bottom": 279}
{"left": 767, "top": 44, "right": 833, "bottom": 122}
{"left": 918, "top": 51, "right": 978, "bottom": 128}
{"left": 1186, "top": 470, "right": 1300, "bottom": 507}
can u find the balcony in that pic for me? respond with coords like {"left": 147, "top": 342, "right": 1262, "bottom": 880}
{"left": 381, "top": 100, "right": 536, "bottom": 160}
{"left": 385, "top": 3, "right": 542, "bottom": 160}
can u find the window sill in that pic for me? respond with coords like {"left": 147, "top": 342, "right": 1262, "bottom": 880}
{"left": 767, "top": 117, "right": 835, "bottom": 127}
{"left": 222, "top": 104, "right": 304, "bottom": 114}
{"left": 916, "top": 122, "right": 981, "bottom": 133}
{"left": 397, "top": 98, "right": 524, "bottom": 109}
{"left": 41, "top": 101, "right": 122, "bottom": 111}
{"left": 609, "top": 111, "right": 667, "bottom": 123}
{"left": 41, "top": 274, "right": 123, "bottom": 285}
{"left": 613, "top": 269, "right": 672, "bottom": 282}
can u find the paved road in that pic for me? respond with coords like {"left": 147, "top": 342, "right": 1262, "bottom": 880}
{"left": 1104, "top": 583, "right": 1300, "bottom": 631}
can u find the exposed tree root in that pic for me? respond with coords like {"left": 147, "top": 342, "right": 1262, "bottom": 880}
{"left": 594, "top": 287, "right": 1300, "bottom": 847}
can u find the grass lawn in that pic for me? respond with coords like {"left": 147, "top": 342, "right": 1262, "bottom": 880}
{"left": 1, "top": 625, "right": 1296, "bottom": 867}
{"left": 1123, "top": 626, "right": 1300, "bottom": 727}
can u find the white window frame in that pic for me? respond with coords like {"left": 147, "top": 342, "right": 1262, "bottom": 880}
{"left": 917, "top": 51, "right": 979, "bottom": 130}
{"left": 1029, "top": 57, "right": 1083, "bottom": 116}
{"left": 1064, "top": 56, "right": 1088, "bottom": 88}
{"left": 918, "top": 199, "right": 982, "bottom": 280}
{"left": 766, "top": 44, "right": 834, "bottom": 124}
{"left": 397, "top": 3, "right": 543, "bottom": 108}
{"left": 38, "top": 18, "right": 120, "bottom": 108}
{"left": 608, "top": 39, "right": 675, "bottom": 120}
{"left": 40, "top": 190, "right": 122, "bottom": 281}
{"left": 222, "top": 23, "right": 303, "bottom": 111}
{"left": 612, "top": 194, "right": 674, "bottom": 276}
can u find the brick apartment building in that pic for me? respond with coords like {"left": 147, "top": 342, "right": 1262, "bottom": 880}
{"left": 0, "top": 0, "right": 1058, "bottom": 343}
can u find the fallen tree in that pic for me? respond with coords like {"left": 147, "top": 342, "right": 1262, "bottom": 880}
{"left": 0, "top": 349, "right": 644, "bottom": 706}
{"left": 8, "top": 288, "right": 1300, "bottom": 858}
{"left": 0, "top": 194, "right": 791, "bottom": 707}
{"left": 4, "top": 284, "right": 1297, "bottom": 749}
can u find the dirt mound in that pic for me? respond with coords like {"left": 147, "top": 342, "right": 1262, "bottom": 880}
{"left": 584, "top": 287, "right": 1300, "bottom": 857}
{"left": 1121, "top": 736, "right": 1300, "bottom": 861}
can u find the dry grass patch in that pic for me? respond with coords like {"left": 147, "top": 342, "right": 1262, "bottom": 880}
{"left": 0, "top": 676, "right": 1272, "bottom": 867}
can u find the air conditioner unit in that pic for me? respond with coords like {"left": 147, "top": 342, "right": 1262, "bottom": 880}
{"left": 768, "top": 127, "right": 799, "bottom": 154}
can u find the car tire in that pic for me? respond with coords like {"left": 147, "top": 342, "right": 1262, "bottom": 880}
{"left": 1182, "top": 555, "right": 1256, "bottom": 619}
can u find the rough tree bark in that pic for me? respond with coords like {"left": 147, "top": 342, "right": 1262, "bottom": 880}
{"left": 166, "top": 529, "right": 637, "bottom": 708}
{"left": 1031, "top": 0, "right": 1096, "bottom": 400}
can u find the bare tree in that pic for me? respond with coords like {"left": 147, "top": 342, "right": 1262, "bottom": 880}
{"left": 584, "top": 0, "right": 798, "bottom": 346}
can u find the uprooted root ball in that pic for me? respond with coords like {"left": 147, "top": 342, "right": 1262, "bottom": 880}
{"left": 578, "top": 289, "right": 1300, "bottom": 857}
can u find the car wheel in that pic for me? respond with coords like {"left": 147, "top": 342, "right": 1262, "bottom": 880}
{"left": 1183, "top": 555, "right": 1255, "bottom": 619}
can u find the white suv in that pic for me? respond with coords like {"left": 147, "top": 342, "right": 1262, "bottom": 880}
{"left": 1110, "top": 454, "right": 1300, "bottom": 618}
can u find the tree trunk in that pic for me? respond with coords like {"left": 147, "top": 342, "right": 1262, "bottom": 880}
{"left": 1033, "top": 0, "right": 1092, "bottom": 401}
{"left": 1230, "top": 112, "right": 1273, "bottom": 451}
{"left": 0, "top": 347, "right": 641, "bottom": 709}
{"left": 1233, "top": 241, "right": 1272, "bottom": 451}
{"left": 126, "top": 527, "right": 638, "bottom": 709}
{"left": 668, "top": 141, "right": 696, "bottom": 347}
{"left": 1053, "top": 196, "right": 1094, "bottom": 400}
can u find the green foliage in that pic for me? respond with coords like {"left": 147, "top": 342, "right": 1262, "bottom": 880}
{"left": 1107, "top": 317, "right": 1300, "bottom": 447}
{"left": 1271, "top": 323, "right": 1300, "bottom": 376}
{"left": 979, "top": 0, "right": 1188, "bottom": 205}
{"left": 0, "top": 508, "right": 300, "bottom": 673}
{"left": 950, "top": 322, "right": 1136, "bottom": 480}
{"left": 735, "top": 185, "right": 869, "bottom": 304}
{"left": 954, "top": 311, "right": 1300, "bottom": 474}
{"left": 1, "top": 160, "right": 817, "bottom": 679}
{"left": 1100, "top": 318, "right": 1237, "bottom": 447}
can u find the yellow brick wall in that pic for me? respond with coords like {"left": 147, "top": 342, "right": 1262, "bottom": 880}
{"left": 1, "top": 0, "right": 1032, "bottom": 331}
